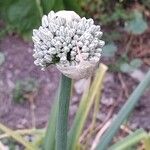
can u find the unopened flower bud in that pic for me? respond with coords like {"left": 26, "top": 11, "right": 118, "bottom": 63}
{"left": 32, "top": 10, "right": 105, "bottom": 79}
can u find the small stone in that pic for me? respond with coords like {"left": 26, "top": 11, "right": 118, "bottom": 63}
{"left": 70, "top": 105, "right": 78, "bottom": 116}
{"left": 74, "top": 79, "right": 89, "bottom": 94}
{"left": 101, "top": 96, "right": 114, "bottom": 106}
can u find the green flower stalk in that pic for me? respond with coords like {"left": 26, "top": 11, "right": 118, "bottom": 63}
{"left": 56, "top": 75, "right": 72, "bottom": 150}
{"left": 32, "top": 10, "right": 105, "bottom": 150}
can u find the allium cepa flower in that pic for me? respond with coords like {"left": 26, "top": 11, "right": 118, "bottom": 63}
{"left": 32, "top": 10, "right": 105, "bottom": 79}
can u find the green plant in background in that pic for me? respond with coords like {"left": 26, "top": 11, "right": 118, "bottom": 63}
{"left": 41, "top": 0, "right": 81, "bottom": 14}
{"left": 125, "top": 10, "right": 148, "bottom": 35}
{"left": 82, "top": 0, "right": 133, "bottom": 25}
{"left": 0, "top": 0, "right": 82, "bottom": 38}
{"left": 119, "top": 58, "right": 143, "bottom": 73}
{"left": 109, "top": 56, "right": 143, "bottom": 73}
{"left": 102, "top": 10, "right": 147, "bottom": 73}
{"left": 102, "top": 43, "right": 118, "bottom": 58}
{"left": 12, "top": 78, "right": 38, "bottom": 103}
{"left": 0, "top": 0, "right": 41, "bottom": 38}
{"left": 102, "top": 42, "right": 143, "bottom": 73}
{"left": 99, "top": 4, "right": 132, "bottom": 26}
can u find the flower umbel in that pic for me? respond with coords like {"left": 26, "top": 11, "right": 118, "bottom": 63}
{"left": 32, "top": 10, "right": 105, "bottom": 79}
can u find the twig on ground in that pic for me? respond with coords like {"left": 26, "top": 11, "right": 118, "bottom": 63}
{"left": 24, "top": 92, "right": 37, "bottom": 129}
{"left": 118, "top": 73, "right": 129, "bottom": 98}
{"left": 125, "top": 34, "right": 133, "bottom": 55}
{"left": 94, "top": 102, "right": 116, "bottom": 134}
{"left": 91, "top": 118, "right": 113, "bottom": 150}
{"left": 120, "top": 124, "right": 132, "bottom": 134}
{"left": 90, "top": 90, "right": 123, "bottom": 149}
{"left": 79, "top": 99, "right": 115, "bottom": 144}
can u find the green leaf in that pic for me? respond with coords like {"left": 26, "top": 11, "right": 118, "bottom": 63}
{"left": 41, "top": 0, "right": 64, "bottom": 14}
{"left": 12, "top": 78, "right": 38, "bottom": 103}
{"left": 109, "top": 129, "right": 148, "bottom": 150}
{"left": 130, "top": 58, "right": 142, "bottom": 68}
{"left": 103, "top": 43, "right": 117, "bottom": 57}
{"left": 63, "top": 0, "right": 82, "bottom": 14}
{"left": 0, "top": 52, "right": 5, "bottom": 66}
{"left": 125, "top": 10, "right": 148, "bottom": 35}
{"left": 68, "top": 64, "right": 108, "bottom": 150}
{"left": 143, "top": 136, "right": 150, "bottom": 150}
{"left": 103, "top": 31, "right": 122, "bottom": 42}
{"left": 120, "top": 59, "right": 142, "bottom": 73}
{"left": 2, "top": 0, "right": 41, "bottom": 34}
{"left": 96, "top": 69, "right": 150, "bottom": 150}
{"left": 44, "top": 89, "right": 59, "bottom": 150}
{"left": 120, "top": 63, "right": 133, "bottom": 73}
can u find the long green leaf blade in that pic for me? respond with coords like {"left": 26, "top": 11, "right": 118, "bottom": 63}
{"left": 68, "top": 64, "right": 108, "bottom": 150}
{"left": 96, "top": 69, "right": 150, "bottom": 150}
{"left": 109, "top": 129, "right": 148, "bottom": 150}
{"left": 44, "top": 90, "right": 59, "bottom": 150}
{"left": 41, "top": 0, "right": 64, "bottom": 14}
{"left": 63, "top": 0, "right": 81, "bottom": 13}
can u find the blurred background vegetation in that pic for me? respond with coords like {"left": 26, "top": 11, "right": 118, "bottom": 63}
{"left": 0, "top": 0, "right": 149, "bottom": 72}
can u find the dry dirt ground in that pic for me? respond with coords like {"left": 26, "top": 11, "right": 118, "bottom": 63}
{"left": 0, "top": 34, "right": 150, "bottom": 132}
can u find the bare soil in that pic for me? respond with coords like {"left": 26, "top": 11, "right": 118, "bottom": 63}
{"left": 0, "top": 34, "right": 150, "bottom": 132}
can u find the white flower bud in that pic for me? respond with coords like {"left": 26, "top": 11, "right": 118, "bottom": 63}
{"left": 71, "top": 51, "right": 77, "bottom": 56}
{"left": 77, "top": 41, "right": 83, "bottom": 48}
{"left": 42, "top": 15, "right": 49, "bottom": 27}
{"left": 55, "top": 10, "right": 80, "bottom": 22}
{"left": 48, "top": 11, "right": 55, "bottom": 21}
{"left": 63, "top": 42, "right": 67, "bottom": 47}
{"left": 32, "top": 36, "right": 40, "bottom": 43}
{"left": 68, "top": 44, "right": 73, "bottom": 49}
{"left": 63, "top": 46, "right": 70, "bottom": 53}
{"left": 60, "top": 56, "right": 67, "bottom": 61}
{"left": 82, "top": 45, "right": 89, "bottom": 52}
{"left": 44, "top": 55, "right": 52, "bottom": 62}
{"left": 99, "top": 40, "right": 105, "bottom": 47}
{"left": 48, "top": 47, "right": 56, "bottom": 54}
{"left": 96, "top": 48, "right": 102, "bottom": 53}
